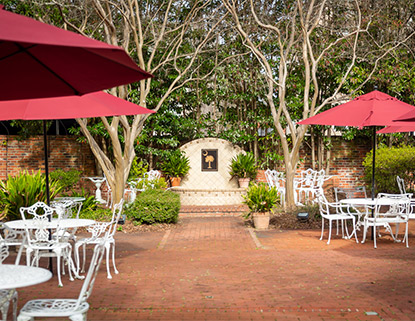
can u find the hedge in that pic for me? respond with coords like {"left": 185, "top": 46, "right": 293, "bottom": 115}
{"left": 124, "top": 189, "right": 180, "bottom": 224}
{"left": 363, "top": 145, "right": 415, "bottom": 194}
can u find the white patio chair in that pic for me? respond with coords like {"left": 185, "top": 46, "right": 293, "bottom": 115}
{"left": 396, "top": 176, "right": 406, "bottom": 194}
{"left": 0, "top": 240, "right": 18, "bottom": 321}
{"left": 20, "top": 202, "right": 75, "bottom": 287}
{"left": 50, "top": 199, "right": 83, "bottom": 242}
{"left": 361, "top": 193, "right": 411, "bottom": 249}
{"left": 17, "top": 241, "right": 106, "bottom": 321}
{"left": 334, "top": 186, "right": 368, "bottom": 231}
{"left": 0, "top": 222, "right": 25, "bottom": 265}
{"left": 317, "top": 192, "right": 359, "bottom": 245}
{"left": 126, "top": 170, "right": 161, "bottom": 203}
{"left": 295, "top": 168, "right": 318, "bottom": 206}
{"left": 264, "top": 169, "right": 285, "bottom": 206}
{"left": 74, "top": 199, "right": 124, "bottom": 279}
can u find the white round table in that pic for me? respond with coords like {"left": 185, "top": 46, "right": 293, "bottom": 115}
{"left": 4, "top": 218, "right": 95, "bottom": 230}
{"left": 340, "top": 197, "right": 407, "bottom": 207}
{"left": 0, "top": 265, "right": 52, "bottom": 290}
{"left": 54, "top": 196, "right": 86, "bottom": 202}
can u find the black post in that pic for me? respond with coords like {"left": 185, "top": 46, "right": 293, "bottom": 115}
{"left": 43, "top": 120, "right": 53, "bottom": 272}
{"left": 371, "top": 126, "right": 376, "bottom": 240}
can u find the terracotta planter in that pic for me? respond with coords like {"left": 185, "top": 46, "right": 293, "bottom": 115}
{"left": 238, "top": 178, "right": 250, "bottom": 188}
{"left": 252, "top": 212, "right": 270, "bottom": 230}
{"left": 171, "top": 177, "right": 181, "bottom": 187}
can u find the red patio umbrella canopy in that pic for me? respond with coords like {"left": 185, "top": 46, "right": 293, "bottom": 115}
{"left": 0, "top": 91, "right": 154, "bottom": 120}
{"left": 298, "top": 91, "right": 415, "bottom": 128}
{"left": 0, "top": 5, "right": 153, "bottom": 100}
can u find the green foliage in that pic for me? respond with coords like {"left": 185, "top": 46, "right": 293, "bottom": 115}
{"left": 160, "top": 150, "right": 190, "bottom": 178}
{"left": 79, "top": 206, "right": 112, "bottom": 221}
{"left": 0, "top": 170, "right": 63, "bottom": 221}
{"left": 64, "top": 188, "right": 98, "bottom": 214}
{"left": 242, "top": 183, "right": 279, "bottom": 215}
{"left": 135, "top": 177, "right": 168, "bottom": 190}
{"left": 128, "top": 158, "right": 148, "bottom": 180}
{"left": 229, "top": 152, "right": 258, "bottom": 179}
{"left": 124, "top": 189, "right": 180, "bottom": 225}
{"left": 363, "top": 145, "right": 415, "bottom": 194}
{"left": 49, "top": 169, "right": 81, "bottom": 192}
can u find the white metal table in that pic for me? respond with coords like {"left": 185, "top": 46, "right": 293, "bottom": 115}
{"left": 4, "top": 219, "right": 95, "bottom": 230}
{"left": 0, "top": 265, "right": 52, "bottom": 290}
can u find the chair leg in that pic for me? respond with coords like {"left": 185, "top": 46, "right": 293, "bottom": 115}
{"left": 105, "top": 242, "right": 112, "bottom": 279}
{"left": 405, "top": 222, "right": 409, "bottom": 248}
{"left": 69, "top": 312, "right": 86, "bottom": 321}
{"left": 362, "top": 221, "right": 368, "bottom": 244}
{"left": 81, "top": 244, "right": 86, "bottom": 273}
{"left": 327, "top": 220, "right": 332, "bottom": 244}
{"left": 111, "top": 242, "right": 119, "bottom": 275}
{"left": 11, "top": 290, "right": 17, "bottom": 321}
{"left": 56, "top": 251, "right": 63, "bottom": 287}
{"left": 320, "top": 218, "right": 325, "bottom": 241}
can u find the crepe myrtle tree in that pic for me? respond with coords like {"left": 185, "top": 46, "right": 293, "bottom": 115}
{"left": 223, "top": 0, "right": 415, "bottom": 207}
{"left": 24, "top": 0, "right": 238, "bottom": 205}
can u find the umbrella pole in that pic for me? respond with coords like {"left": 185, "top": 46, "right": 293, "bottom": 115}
{"left": 371, "top": 126, "right": 376, "bottom": 240}
{"left": 43, "top": 120, "right": 53, "bottom": 273}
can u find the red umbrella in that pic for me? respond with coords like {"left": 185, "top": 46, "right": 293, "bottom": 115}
{"left": 0, "top": 91, "right": 154, "bottom": 120}
{"left": 377, "top": 125, "right": 415, "bottom": 134}
{"left": 298, "top": 90, "right": 415, "bottom": 198}
{"left": 0, "top": 5, "right": 152, "bottom": 100}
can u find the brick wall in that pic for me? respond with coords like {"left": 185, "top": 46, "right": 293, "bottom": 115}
{"left": 0, "top": 135, "right": 96, "bottom": 180}
{"left": 257, "top": 137, "right": 371, "bottom": 190}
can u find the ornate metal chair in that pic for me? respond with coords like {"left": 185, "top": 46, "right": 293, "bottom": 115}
{"left": 74, "top": 199, "right": 124, "bottom": 279}
{"left": 50, "top": 199, "right": 83, "bottom": 242}
{"left": 0, "top": 222, "right": 25, "bottom": 265}
{"left": 317, "top": 192, "right": 359, "bottom": 244}
{"left": 361, "top": 193, "right": 411, "bottom": 248}
{"left": 0, "top": 240, "right": 18, "bottom": 321}
{"left": 17, "top": 241, "right": 106, "bottom": 321}
{"left": 264, "top": 169, "right": 285, "bottom": 206}
{"left": 127, "top": 170, "right": 161, "bottom": 203}
{"left": 20, "top": 202, "right": 75, "bottom": 287}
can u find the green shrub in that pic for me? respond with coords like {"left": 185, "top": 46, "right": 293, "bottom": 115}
{"left": 124, "top": 189, "right": 180, "bottom": 224}
{"left": 363, "top": 145, "right": 415, "bottom": 194}
{"left": 49, "top": 169, "right": 81, "bottom": 192}
{"left": 0, "top": 170, "right": 63, "bottom": 220}
{"left": 129, "top": 158, "right": 149, "bottom": 180}
{"left": 160, "top": 150, "right": 190, "bottom": 178}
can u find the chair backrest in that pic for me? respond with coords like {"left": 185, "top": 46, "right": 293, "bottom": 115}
{"left": 74, "top": 241, "right": 106, "bottom": 310}
{"left": 0, "top": 239, "right": 9, "bottom": 264}
{"left": 375, "top": 193, "right": 411, "bottom": 218}
{"left": 107, "top": 199, "right": 124, "bottom": 238}
{"left": 51, "top": 199, "right": 81, "bottom": 219}
{"left": 19, "top": 202, "right": 59, "bottom": 246}
{"left": 297, "top": 168, "right": 318, "bottom": 188}
{"left": 264, "top": 169, "right": 285, "bottom": 189}
{"left": 334, "top": 186, "right": 367, "bottom": 202}
{"left": 396, "top": 176, "right": 406, "bottom": 194}
{"left": 146, "top": 170, "right": 161, "bottom": 181}
{"left": 316, "top": 192, "right": 332, "bottom": 218}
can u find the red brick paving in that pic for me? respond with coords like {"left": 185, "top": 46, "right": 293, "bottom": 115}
{"left": 7, "top": 217, "right": 415, "bottom": 320}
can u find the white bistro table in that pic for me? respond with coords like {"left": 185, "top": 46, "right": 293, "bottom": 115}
{"left": 4, "top": 218, "right": 95, "bottom": 230}
{"left": 0, "top": 265, "right": 52, "bottom": 290}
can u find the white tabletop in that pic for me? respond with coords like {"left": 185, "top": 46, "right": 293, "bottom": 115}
{"left": 4, "top": 218, "right": 95, "bottom": 230}
{"left": 0, "top": 265, "right": 52, "bottom": 289}
{"left": 340, "top": 198, "right": 407, "bottom": 206}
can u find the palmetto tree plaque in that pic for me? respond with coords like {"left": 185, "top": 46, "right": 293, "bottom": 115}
{"left": 201, "top": 149, "right": 218, "bottom": 171}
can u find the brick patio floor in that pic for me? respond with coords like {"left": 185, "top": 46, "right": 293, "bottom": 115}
{"left": 7, "top": 216, "right": 415, "bottom": 320}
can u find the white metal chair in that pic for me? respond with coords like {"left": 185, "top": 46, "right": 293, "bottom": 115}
{"left": 264, "top": 169, "right": 285, "bottom": 206}
{"left": 74, "top": 199, "right": 124, "bottom": 279}
{"left": 334, "top": 186, "right": 368, "bottom": 230}
{"left": 295, "top": 168, "right": 318, "bottom": 205}
{"left": 317, "top": 192, "right": 359, "bottom": 244}
{"left": 126, "top": 170, "right": 161, "bottom": 203}
{"left": 20, "top": 202, "right": 75, "bottom": 287}
{"left": 0, "top": 240, "right": 18, "bottom": 321}
{"left": 17, "top": 241, "right": 106, "bottom": 321}
{"left": 361, "top": 193, "right": 411, "bottom": 248}
{"left": 0, "top": 222, "right": 25, "bottom": 265}
{"left": 50, "top": 199, "right": 83, "bottom": 242}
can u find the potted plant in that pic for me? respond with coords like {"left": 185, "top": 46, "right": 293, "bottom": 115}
{"left": 242, "top": 182, "right": 279, "bottom": 229}
{"left": 160, "top": 150, "right": 190, "bottom": 187}
{"left": 229, "top": 152, "right": 258, "bottom": 188}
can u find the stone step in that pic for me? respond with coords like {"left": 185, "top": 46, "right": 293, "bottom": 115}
{"left": 179, "top": 205, "right": 249, "bottom": 217}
